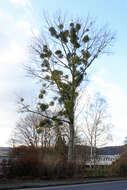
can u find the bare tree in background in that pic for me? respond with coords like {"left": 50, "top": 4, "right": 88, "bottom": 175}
{"left": 10, "top": 114, "right": 54, "bottom": 147}
{"left": 10, "top": 113, "right": 71, "bottom": 148}
{"left": 79, "top": 93, "right": 112, "bottom": 167}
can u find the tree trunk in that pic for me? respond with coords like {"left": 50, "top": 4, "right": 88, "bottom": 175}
{"left": 68, "top": 125, "right": 75, "bottom": 162}
{"left": 90, "top": 144, "right": 93, "bottom": 168}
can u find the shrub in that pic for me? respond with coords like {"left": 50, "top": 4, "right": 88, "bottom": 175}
{"left": 1, "top": 145, "right": 86, "bottom": 179}
{"left": 86, "top": 166, "right": 110, "bottom": 178}
{"left": 110, "top": 151, "right": 127, "bottom": 176}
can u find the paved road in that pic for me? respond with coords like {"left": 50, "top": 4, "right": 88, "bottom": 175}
{"left": 18, "top": 180, "right": 127, "bottom": 190}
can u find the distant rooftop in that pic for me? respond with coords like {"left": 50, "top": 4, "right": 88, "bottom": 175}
{"left": 76, "top": 145, "right": 125, "bottom": 156}
{"left": 98, "top": 146, "right": 124, "bottom": 155}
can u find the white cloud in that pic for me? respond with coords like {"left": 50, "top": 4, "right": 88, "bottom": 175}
{"left": 0, "top": 42, "right": 26, "bottom": 65}
{"left": 0, "top": 4, "right": 38, "bottom": 147}
{"left": 16, "top": 20, "right": 40, "bottom": 37}
{"left": 17, "top": 20, "right": 31, "bottom": 30}
{"left": 0, "top": 127, "right": 12, "bottom": 147}
{"left": 90, "top": 75, "right": 127, "bottom": 146}
{"left": 9, "top": 0, "right": 31, "bottom": 7}
{"left": 32, "top": 28, "right": 40, "bottom": 37}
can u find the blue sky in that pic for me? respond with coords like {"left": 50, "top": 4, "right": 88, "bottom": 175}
{"left": 0, "top": 0, "right": 127, "bottom": 146}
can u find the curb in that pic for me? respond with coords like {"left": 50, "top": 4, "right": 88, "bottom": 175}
{"left": 0, "top": 178, "right": 127, "bottom": 190}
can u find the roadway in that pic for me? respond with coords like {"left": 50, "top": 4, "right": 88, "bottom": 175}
{"left": 18, "top": 180, "right": 127, "bottom": 190}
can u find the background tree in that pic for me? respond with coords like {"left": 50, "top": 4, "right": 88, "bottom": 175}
{"left": 20, "top": 14, "right": 114, "bottom": 161}
{"left": 124, "top": 137, "right": 127, "bottom": 146}
{"left": 79, "top": 93, "right": 112, "bottom": 166}
{"left": 10, "top": 113, "right": 71, "bottom": 148}
{"left": 10, "top": 114, "right": 54, "bottom": 147}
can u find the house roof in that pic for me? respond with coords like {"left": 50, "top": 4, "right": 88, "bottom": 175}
{"left": 97, "top": 146, "right": 124, "bottom": 155}
{"left": 76, "top": 145, "right": 125, "bottom": 156}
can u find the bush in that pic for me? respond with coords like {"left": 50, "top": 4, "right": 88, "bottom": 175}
{"left": 1, "top": 146, "right": 85, "bottom": 179}
{"left": 110, "top": 151, "right": 127, "bottom": 176}
{"left": 4, "top": 152, "right": 43, "bottom": 178}
{"left": 86, "top": 166, "right": 110, "bottom": 178}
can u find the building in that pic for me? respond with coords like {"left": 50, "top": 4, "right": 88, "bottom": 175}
{"left": 0, "top": 147, "right": 10, "bottom": 163}
{"left": 85, "top": 146, "right": 124, "bottom": 167}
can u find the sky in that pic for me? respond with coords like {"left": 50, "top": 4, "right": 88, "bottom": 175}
{"left": 0, "top": 0, "right": 127, "bottom": 147}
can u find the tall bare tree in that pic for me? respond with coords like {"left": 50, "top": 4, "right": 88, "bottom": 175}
{"left": 19, "top": 14, "right": 114, "bottom": 161}
{"left": 79, "top": 93, "right": 112, "bottom": 166}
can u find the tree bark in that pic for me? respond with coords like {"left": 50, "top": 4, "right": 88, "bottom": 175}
{"left": 68, "top": 125, "right": 75, "bottom": 162}
{"left": 90, "top": 143, "right": 93, "bottom": 168}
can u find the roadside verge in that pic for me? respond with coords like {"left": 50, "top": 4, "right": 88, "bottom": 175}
{"left": 0, "top": 177, "right": 127, "bottom": 190}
